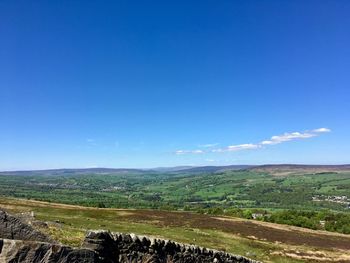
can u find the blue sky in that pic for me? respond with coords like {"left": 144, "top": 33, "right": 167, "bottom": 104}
{"left": 1, "top": 1, "right": 349, "bottom": 170}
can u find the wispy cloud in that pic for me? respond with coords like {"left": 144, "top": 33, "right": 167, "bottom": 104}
{"left": 175, "top": 128, "right": 331, "bottom": 154}
{"left": 260, "top": 131, "right": 316, "bottom": 145}
{"left": 212, "top": 143, "right": 259, "bottom": 153}
{"left": 312, "top": 127, "right": 331, "bottom": 133}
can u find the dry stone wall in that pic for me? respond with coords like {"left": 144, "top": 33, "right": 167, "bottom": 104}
{"left": 82, "top": 231, "right": 260, "bottom": 263}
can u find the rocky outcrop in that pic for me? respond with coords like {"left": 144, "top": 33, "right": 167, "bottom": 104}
{"left": 0, "top": 210, "right": 53, "bottom": 243}
{"left": 83, "top": 231, "right": 118, "bottom": 263}
{"left": 0, "top": 209, "right": 260, "bottom": 262}
{"left": 0, "top": 209, "right": 100, "bottom": 262}
{"left": 0, "top": 239, "right": 99, "bottom": 263}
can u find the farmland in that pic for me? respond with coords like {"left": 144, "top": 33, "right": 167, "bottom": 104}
{"left": 0, "top": 167, "right": 350, "bottom": 211}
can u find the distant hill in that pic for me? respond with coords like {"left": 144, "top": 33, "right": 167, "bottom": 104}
{"left": 249, "top": 164, "right": 350, "bottom": 176}
{"left": 150, "top": 166, "right": 195, "bottom": 172}
{"left": 173, "top": 165, "right": 254, "bottom": 174}
{"left": 0, "top": 168, "right": 146, "bottom": 176}
{"left": 1, "top": 164, "right": 350, "bottom": 176}
{"left": 152, "top": 164, "right": 350, "bottom": 175}
{"left": 0, "top": 165, "right": 253, "bottom": 176}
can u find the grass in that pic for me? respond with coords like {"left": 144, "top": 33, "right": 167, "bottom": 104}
{"left": 1, "top": 197, "right": 349, "bottom": 262}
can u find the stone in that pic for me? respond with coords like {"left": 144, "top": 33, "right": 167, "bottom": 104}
{"left": 0, "top": 210, "right": 53, "bottom": 243}
{"left": 0, "top": 239, "right": 99, "bottom": 263}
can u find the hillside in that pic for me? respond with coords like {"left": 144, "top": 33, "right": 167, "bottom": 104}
{"left": 1, "top": 167, "right": 349, "bottom": 212}
{"left": 2, "top": 164, "right": 350, "bottom": 176}
{"left": 1, "top": 197, "right": 349, "bottom": 262}
{"left": 249, "top": 164, "right": 350, "bottom": 176}
{"left": 0, "top": 168, "right": 146, "bottom": 176}
{"left": 0, "top": 208, "right": 257, "bottom": 263}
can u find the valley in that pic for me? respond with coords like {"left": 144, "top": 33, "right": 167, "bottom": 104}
{"left": 1, "top": 165, "right": 350, "bottom": 262}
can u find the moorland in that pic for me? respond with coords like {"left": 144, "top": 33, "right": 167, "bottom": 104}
{"left": 1, "top": 164, "right": 350, "bottom": 262}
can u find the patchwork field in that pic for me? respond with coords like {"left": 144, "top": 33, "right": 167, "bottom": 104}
{"left": 1, "top": 197, "right": 350, "bottom": 263}
{"left": 1, "top": 167, "right": 350, "bottom": 212}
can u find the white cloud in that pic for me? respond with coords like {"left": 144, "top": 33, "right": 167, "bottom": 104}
{"left": 260, "top": 140, "right": 275, "bottom": 145}
{"left": 174, "top": 127, "right": 330, "bottom": 155}
{"left": 213, "top": 143, "right": 259, "bottom": 153}
{"left": 260, "top": 131, "right": 316, "bottom": 145}
{"left": 312, "top": 127, "right": 331, "bottom": 133}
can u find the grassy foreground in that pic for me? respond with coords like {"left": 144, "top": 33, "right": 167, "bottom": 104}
{"left": 1, "top": 198, "right": 350, "bottom": 263}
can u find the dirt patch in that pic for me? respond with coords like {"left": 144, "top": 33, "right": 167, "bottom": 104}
{"left": 221, "top": 217, "right": 350, "bottom": 238}
{"left": 271, "top": 249, "right": 350, "bottom": 262}
{"left": 119, "top": 209, "right": 350, "bottom": 251}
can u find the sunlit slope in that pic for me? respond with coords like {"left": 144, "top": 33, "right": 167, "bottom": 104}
{"left": 1, "top": 197, "right": 350, "bottom": 263}
{"left": 0, "top": 168, "right": 349, "bottom": 211}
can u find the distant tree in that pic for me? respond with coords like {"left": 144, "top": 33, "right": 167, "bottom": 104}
{"left": 97, "top": 202, "right": 106, "bottom": 208}
{"left": 243, "top": 209, "right": 252, "bottom": 219}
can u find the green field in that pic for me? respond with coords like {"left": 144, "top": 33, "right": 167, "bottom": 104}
{"left": 1, "top": 169, "right": 349, "bottom": 211}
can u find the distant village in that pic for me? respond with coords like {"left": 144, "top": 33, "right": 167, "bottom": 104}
{"left": 312, "top": 195, "right": 350, "bottom": 208}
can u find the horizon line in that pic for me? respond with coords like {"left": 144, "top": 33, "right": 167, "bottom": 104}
{"left": 1, "top": 163, "right": 350, "bottom": 173}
